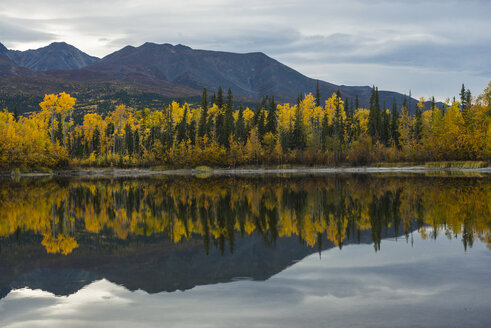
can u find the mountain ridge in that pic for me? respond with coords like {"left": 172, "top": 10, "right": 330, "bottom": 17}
{"left": 0, "top": 41, "right": 430, "bottom": 113}
{"left": 3, "top": 42, "right": 99, "bottom": 71}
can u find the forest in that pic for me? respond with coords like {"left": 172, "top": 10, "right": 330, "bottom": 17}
{"left": 0, "top": 82, "right": 490, "bottom": 169}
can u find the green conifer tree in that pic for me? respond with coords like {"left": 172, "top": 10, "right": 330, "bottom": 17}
{"left": 235, "top": 105, "right": 247, "bottom": 144}
{"left": 188, "top": 120, "right": 196, "bottom": 145}
{"left": 198, "top": 88, "right": 209, "bottom": 138}
{"left": 460, "top": 83, "right": 467, "bottom": 109}
{"left": 391, "top": 97, "right": 400, "bottom": 147}
{"left": 265, "top": 96, "right": 277, "bottom": 134}
{"left": 414, "top": 103, "right": 423, "bottom": 142}
{"left": 216, "top": 86, "right": 224, "bottom": 109}
{"left": 176, "top": 106, "right": 188, "bottom": 143}
{"left": 125, "top": 123, "right": 134, "bottom": 155}
{"left": 92, "top": 128, "right": 101, "bottom": 155}
{"left": 256, "top": 109, "right": 266, "bottom": 142}
{"left": 13, "top": 105, "right": 19, "bottom": 122}
{"left": 292, "top": 102, "right": 306, "bottom": 149}
{"left": 222, "top": 89, "right": 234, "bottom": 148}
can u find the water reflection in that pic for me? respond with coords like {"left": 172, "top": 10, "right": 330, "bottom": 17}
{"left": 0, "top": 175, "right": 489, "bottom": 255}
{"left": 1, "top": 233, "right": 490, "bottom": 328}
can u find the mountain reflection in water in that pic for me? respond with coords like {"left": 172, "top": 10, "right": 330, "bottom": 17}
{"left": 0, "top": 174, "right": 489, "bottom": 298}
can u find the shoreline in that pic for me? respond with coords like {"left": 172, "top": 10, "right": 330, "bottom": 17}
{"left": 2, "top": 165, "right": 490, "bottom": 178}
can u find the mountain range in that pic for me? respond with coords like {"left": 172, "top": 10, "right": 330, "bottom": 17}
{"left": 0, "top": 41, "right": 422, "bottom": 115}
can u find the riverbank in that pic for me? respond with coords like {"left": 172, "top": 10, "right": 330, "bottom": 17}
{"left": 2, "top": 163, "right": 490, "bottom": 178}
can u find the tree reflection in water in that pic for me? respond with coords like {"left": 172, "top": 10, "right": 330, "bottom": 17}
{"left": 0, "top": 175, "right": 489, "bottom": 255}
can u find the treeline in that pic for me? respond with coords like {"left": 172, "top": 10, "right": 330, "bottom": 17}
{"left": 0, "top": 82, "right": 490, "bottom": 169}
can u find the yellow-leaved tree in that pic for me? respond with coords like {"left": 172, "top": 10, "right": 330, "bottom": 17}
{"left": 39, "top": 92, "right": 76, "bottom": 146}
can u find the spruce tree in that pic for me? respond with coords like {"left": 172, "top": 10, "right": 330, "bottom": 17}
{"left": 125, "top": 123, "right": 134, "bottom": 155}
{"left": 333, "top": 90, "right": 344, "bottom": 153}
{"left": 391, "top": 97, "right": 400, "bottom": 147}
{"left": 13, "top": 105, "right": 19, "bottom": 122}
{"left": 375, "top": 87, "right": 381, "bottom": 134}
{"left": 256, "top": 109, "right": 266, "bottom": 142}
{"left": 188, "top": 120, "right": 196, "bottom": 145}
{"left": 226, "top": 88, "right": 233, "bottom": 110}
{"left": 296, "top": 93, "right": 304, "bottom": 105}
{"left": 265, "top": 96, "right": 277, "bottom": 134}
{"left": 235, "top": 105, "right": 247, "bottom": 144}
{"left": 414, "top": 104, "right": 423, "bottom": 142}
{"left": 176, "top": 106, "right": 188, "bottom": 143}
{"left": 460, "top": 84, "right": 466, "bottom": 109}
{"left": 381, "top": 107, "right": 390, "bottom": 145}
{"left": 216, "top": 112, "right": 225, "bottom": 145}
{"left": 92, "top": 128, "right": 101, "bottom": 155}
{"left": 292, "top": 102, "right": 306, "bottom": 149}
{"left": 459, "top": 84, "right": 472, "bottom": 122}
{"left": 355, "top": 95, "right": 359, "bottom": 110}
{"left": 321, "top": 113, "right": 329, "bottom": 151}
{"left": 368, "top": 86, "right": 381, "bottom": 139}
{"left": 134, "top": 129, "right": 140, "bottom": 156}
{"left": 55, "top": 114, "right": 63, "bottom": 145}
{"left": 463, "top": 88, "right": 472, "bottom": 123}
{"left": 345, "top": 98, "right": 353, "bottom": 144}
{"left": 223, "top": 89, "right": 234, "bottom": 148}
{"left": 165, "top": 105, "right": 174, "bottom": 149}
{"left": 198, "top": 88, "right": 208, "bottom": 138}
{"left": 315, "top": 80, "right": 321, "bottom": 107}
{"left": 408, "top": 90, "right": 412, "bottom": 113}
{"left": 216, "top": 86, "right": 224, "bottom": 109}
{"left": 261, "top": 95, "right": 269, "bottom": 110}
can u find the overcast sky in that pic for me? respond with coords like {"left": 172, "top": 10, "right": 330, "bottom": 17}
{"left": 1, "top": 0, "right": 490, "bottom": 100}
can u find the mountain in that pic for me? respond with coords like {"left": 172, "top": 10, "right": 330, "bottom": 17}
{"left": 87, "top": 42, "right": 336, "bottom": 100}
{"left": 0, "top": 42, "right": 8, "bottom": 54}
{"left": 86, "top": 42, "right": 404, "bottom": 106}
{"left": 4, "top": 42, "right": 99, "bottom": 71}
{"left": 0, "top": 41, "right": 430, "bottom": 114}
{"left": 0, "top": 44, "right": 37, "bottom": 77}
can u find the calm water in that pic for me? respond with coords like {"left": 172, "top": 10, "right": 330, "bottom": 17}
{"left": 0, "top": 174, "right": 490, "bottom": 327}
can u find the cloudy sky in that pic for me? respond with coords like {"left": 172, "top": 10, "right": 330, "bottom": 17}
{"left": 1, "top": 0, "right": 490, "bottom": 100}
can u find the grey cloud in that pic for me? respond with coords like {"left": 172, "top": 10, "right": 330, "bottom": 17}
{"left": 0, "top": 17, "right": 56, "bottom": 44}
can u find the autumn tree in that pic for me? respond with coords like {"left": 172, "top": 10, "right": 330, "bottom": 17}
{"left": 39, "top": 92, "right": 76, "bottom": 146}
